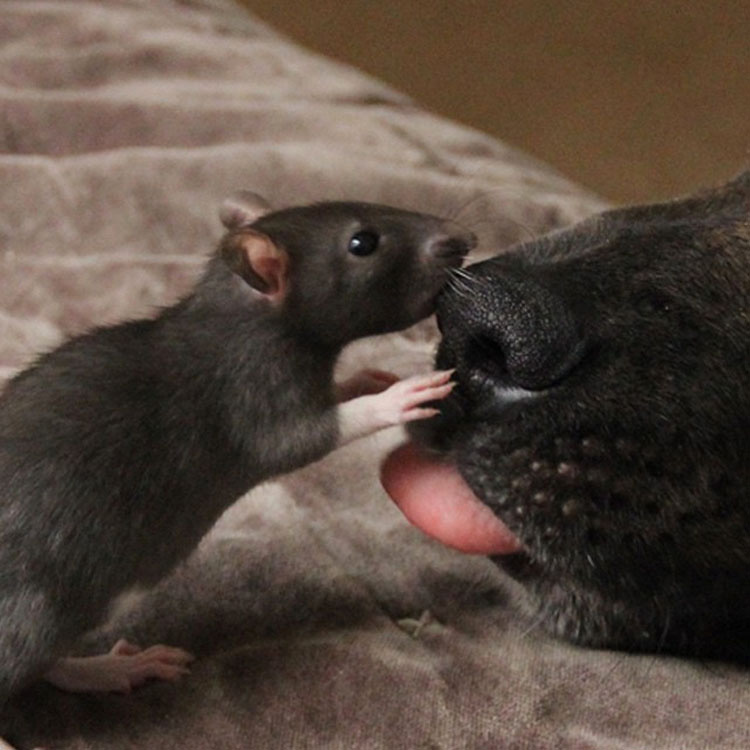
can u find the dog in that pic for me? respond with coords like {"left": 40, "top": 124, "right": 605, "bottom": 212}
{"left": 386, "top": 171, "right": 750, "bottom": 662}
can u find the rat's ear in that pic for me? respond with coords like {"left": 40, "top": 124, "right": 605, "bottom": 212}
{"left": 219, "top": 190, "right": 272, "bottom": 230}
{"left": 222, "top": 231, "right": 289, "bottom": 303}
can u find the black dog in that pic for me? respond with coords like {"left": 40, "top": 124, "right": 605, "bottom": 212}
{"left": 388, "top": 171, "right": 750, "bottom": 662}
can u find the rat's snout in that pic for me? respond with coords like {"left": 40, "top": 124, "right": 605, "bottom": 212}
{"left": 437, "top": 260, "right": 585, "bottom": 392}
{"left": 426, "top": 225, "right": 477, "bottom": 265}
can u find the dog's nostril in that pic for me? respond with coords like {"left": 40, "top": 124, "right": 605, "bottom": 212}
{"left": 467, "top": 334, "right": 508, "bottom": 379}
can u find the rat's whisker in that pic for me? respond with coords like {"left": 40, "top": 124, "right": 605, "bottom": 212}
{"left": 446, "top": 272, "right": 476, "bottom": 301}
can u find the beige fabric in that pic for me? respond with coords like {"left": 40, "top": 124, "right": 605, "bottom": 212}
{"left": 3, "top": 2, "right": 748, "bottom": 748}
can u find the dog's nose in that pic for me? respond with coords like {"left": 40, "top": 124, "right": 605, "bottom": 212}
{"left": 437, "top": 258, "right": 584, "bottom": 391}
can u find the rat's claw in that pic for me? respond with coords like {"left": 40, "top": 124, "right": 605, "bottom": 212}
{"left": 402, "top": 369, "right": 455, "bottom": 389}
{"left": 401, "top": 382, "right": 455, "bottom": 410}
{"left": 367, "top": 370, "right": 455, "bottom": 428}
{"left": 387, "top": 371, "right": 455, "bottom": 411}
{"left": 401, "top": 407, "right": 441, "bottom": 423}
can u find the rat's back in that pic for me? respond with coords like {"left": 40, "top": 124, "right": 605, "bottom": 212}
{"left": 0, "top": 322, "right": 164, "bottom": 599}
{"left": 0, "top": 321, "right": 216, "bottom": 658}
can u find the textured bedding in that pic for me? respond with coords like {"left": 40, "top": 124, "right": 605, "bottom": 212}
{"left": 1, "top": 1, "right": 749, "bottom": 748}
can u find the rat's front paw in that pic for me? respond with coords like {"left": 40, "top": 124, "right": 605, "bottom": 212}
{"left": 371, "top": 369, "right": 455, "bottom": 426}
{"left": 336, "top": 370, "right": 454, "bottom": 445}
{"left": 335, "top": 369, "right": 400, "bottom": 401}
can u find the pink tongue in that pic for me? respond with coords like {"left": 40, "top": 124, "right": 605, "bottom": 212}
{"left": 381, "top": 442, "right": 522, "bottom": 555}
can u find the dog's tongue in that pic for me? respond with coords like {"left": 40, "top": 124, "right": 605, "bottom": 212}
{"left": 381, "top": 442, "right": 522, "bottom": 555}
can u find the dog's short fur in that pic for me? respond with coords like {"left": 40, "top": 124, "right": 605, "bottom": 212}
{"left": 413, "top": 171, "right": 750, "bottom": 661}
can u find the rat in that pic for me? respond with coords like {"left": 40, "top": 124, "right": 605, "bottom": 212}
{"left": 0, "top": 192, "right": 475, "bottom": 722}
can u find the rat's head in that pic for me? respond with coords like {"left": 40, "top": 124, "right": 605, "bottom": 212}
{"left": 217, "top": 192, "right": 475, "bottom": 347}
{"left": 384, "top": 172, "right": 750, "bottom": 661}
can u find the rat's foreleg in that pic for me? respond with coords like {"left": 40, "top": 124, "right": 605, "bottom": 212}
{"left": 336, "top": 369, "right": 454, "bottom": 445}
{"left": 44, "top": 639, "right": 193, "bottom": 694}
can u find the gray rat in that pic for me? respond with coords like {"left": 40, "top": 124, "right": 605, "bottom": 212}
{"left": 0, "top": 193, "right": 475, "bottom": 717}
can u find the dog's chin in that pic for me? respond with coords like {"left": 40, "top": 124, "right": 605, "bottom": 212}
{"left": 385, "top": 400, "right": 750, "bottom": 662}
{"left": 381, "top": 430, "right": 662, "bottom": 656}
{"left": 382, "top": 397, "right": 545, "bottom": 582}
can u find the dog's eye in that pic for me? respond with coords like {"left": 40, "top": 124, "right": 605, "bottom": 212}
{"left": 348, "top": 231, "right": 379, "bottom": 256}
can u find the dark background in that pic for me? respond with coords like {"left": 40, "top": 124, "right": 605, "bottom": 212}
{"left": 244, "top": 0, "right": 750, "bottom": 204}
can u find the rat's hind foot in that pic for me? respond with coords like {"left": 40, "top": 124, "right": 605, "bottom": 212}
{"left": 44, "top": 639, "right": 194, "bottom": 694}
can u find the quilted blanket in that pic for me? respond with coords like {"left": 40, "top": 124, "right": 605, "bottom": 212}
{"left": 2, "top": 1, "right": 748, "bottom": 748}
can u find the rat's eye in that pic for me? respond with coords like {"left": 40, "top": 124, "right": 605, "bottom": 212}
{"left": 348, "top": 231, "right": 379, "bottom": 256}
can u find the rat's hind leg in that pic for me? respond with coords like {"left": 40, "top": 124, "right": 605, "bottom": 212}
{"left": 0, "top": 590, "right": 62, "bottom": 749}
{"left": 0, "top": 589, "right": 61, "bottom": 704}
{"left": 44, "top": 639, "right": 193, "bottom": 694}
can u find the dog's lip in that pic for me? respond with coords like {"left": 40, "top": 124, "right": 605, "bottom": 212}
{"left": 469, "top": 376, "right": 542, "bottom": 414}
{"left": 380, "top": 442, "right": 523, "bottom": 555}
{"left": 437, "top": 360, "right": 545, "bottom": 418}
